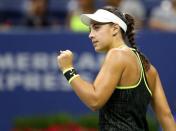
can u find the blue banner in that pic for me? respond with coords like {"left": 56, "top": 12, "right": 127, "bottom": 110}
{"left": 0, "top": 30, "right": 176, "bottom": 130}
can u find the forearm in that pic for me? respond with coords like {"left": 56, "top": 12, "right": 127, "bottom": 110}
{"left": 151, "top": 71, "right": 176, "bottom": 131}
{"left": 158, "top": 113, "right": 176, "bottom": 131}
{"left": 70, "top": 76, "right": 99, "bottom": 111}
{"left": 57, "top": 50, "right": 119, "bottom": 111}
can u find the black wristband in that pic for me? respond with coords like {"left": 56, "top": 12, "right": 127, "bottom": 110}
{"left": 63, "top": 68, "right": 78, "bottom": 81}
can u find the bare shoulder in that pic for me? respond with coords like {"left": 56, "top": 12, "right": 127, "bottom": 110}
{"left": 105, "top": 48, "right": 131, "bottom": 63}
{"left": 101, "top": 48, "right": 130, "bottom": 73}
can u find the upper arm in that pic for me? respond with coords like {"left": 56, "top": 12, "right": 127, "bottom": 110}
{"left": 151, "top": 67, "right": 171, "bottom": 115}
{"left": 150, "top": 66, "right": 175, "bottom": 129}
{"left": 93, "top": 49, "right": 126, "bottom": 108}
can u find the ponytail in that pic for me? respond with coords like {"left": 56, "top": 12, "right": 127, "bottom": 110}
{"left": 124, "top": 14, "right": 150, "bottom": 71}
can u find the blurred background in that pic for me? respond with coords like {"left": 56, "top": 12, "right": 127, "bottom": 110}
{"left": 0, "top": 0, "right": 176, "bottom": 130}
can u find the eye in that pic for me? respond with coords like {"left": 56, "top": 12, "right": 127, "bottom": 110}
{"left": 93, "top": 25, "right": 100, "bottom": 30}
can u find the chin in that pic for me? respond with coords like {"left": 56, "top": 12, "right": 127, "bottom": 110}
{"left": 95, "top": 48, "right": 106, "bottom": 53}
{"left": 94, "top": 47, "right": 101, "bottom": 52}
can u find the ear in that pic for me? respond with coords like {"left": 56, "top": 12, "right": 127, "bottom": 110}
{"left": 112, "top": 24, "right": 119, "bottom": 36}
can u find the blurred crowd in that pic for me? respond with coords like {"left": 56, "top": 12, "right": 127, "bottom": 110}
{"left": 0, "top": 0, "right": 176, "bottom": 32}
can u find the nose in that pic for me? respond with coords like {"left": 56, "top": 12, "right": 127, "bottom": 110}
{"left": 89, "top": 30, "right": 94, "bottom": 39}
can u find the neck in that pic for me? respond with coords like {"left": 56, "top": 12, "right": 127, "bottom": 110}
{"left": 110, "top": 36, "right": 127, "bottom": 49}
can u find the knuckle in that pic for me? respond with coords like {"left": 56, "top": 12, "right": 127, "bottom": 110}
{"left": 57, "top": 56, "right": 61, "bottom": 60}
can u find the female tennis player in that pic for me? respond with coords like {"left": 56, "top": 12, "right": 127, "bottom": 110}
{"left": 57, "top": 6, "right": 176, "bottom": 131}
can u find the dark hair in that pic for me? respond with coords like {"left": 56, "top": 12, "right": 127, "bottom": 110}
{"left": 102, "top": 6, "right": 150, "bottom": 71}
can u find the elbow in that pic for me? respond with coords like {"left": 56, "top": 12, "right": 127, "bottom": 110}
{"left": 159, "top": 111, "right": 175, "bottom": 123}
{"left": 89, "top": 105, "right": 101, "bottom": 112}
{"left": 88, "top": 94, "right": 102, "bottom": 111}
{"left": 160, "top": 112, "right": 176, "bottom": 131}
{"left": 90, "top": 105, "right": 100, "bottom": 112}
{"left": 163, "top": 111, "right": 174, "bottom": 119}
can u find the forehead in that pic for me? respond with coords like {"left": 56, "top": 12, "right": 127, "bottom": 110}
{"left": 90, "top": 20, "right": 103, "bottom": 25}
{"left": 89, "top": 20, "right": 112, "bottom": 26}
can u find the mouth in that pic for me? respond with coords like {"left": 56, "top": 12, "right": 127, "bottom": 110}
{"left": 92, "top": 41, "right": 98, "bottom": 46}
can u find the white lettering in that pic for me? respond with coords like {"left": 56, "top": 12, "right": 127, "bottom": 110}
{"left": 58, "top": 75, "right": 72, "bottom": 91}
{"left": 0, "top": 52, "right": 101, "bottom": 92}
{"left": 42, "top": 73, "right": 57, "bottom": 91}
{"left": 23, "top": 73, "right": 41, "bottom": 91}
{"left": 0, "top": 53, "right": 14, "bottom": 70}
{"left": 76, "top": 52, "right": 96, "bottom": 70}
{"left": 6, "top": 73, "right": 23, "bottom": 91}
{"left": 32, "top": 53, "right": 49, "bottom": 70}
{"left": 16, "top": 53, "right": 30, "bottom": 70}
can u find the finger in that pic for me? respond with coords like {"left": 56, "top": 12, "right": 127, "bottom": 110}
{"left": 66, "top": 50, "right": 72, "bottom": 55}
{"left": 62, "top": 50, "right": 70, "bottom": 55}
{"left": 59, "top": 50, "right": 68, "bottom": 56}
{"left": 57, "top": 55, "right": 61, "bottom": 60}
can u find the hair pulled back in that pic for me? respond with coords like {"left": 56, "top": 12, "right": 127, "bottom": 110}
{"left": 103, "top": 6, "right": 150, "bottom": 71}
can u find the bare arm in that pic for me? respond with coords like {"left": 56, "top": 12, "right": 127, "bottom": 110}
{"left": 150, "top": 66, "right": 176, "bottom": 130}
{"left": 57, "top": 49, "right": 125, "bottom": 111}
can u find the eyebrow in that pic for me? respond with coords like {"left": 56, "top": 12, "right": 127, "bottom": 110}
{"left": 88, "top": 23, "right": 99, "bottom": 32}
{"left": 88, "top": 22, "right": 114, "bottom": 32}
{"left": 92, "top": 22, "right": 110, "bottom": 26}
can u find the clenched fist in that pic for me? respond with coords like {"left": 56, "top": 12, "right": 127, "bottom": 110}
{"left": 57, "top": 50, "right": 74, "bottom": 72}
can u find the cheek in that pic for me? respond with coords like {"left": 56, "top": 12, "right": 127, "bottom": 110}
{"left": 97, "top": 29, "right": 112, "bottom": 44}
{"left": 101, "top": 34, "right": 112, "bottom": 44}
{"left": 98, "top": 31, "right": 109, "bottom": 40}
{"left": 98, "top": 37, "right": 111, "bottom": 51}
{"left": 102, "top": 37, "right": 109, "bottom": 45}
